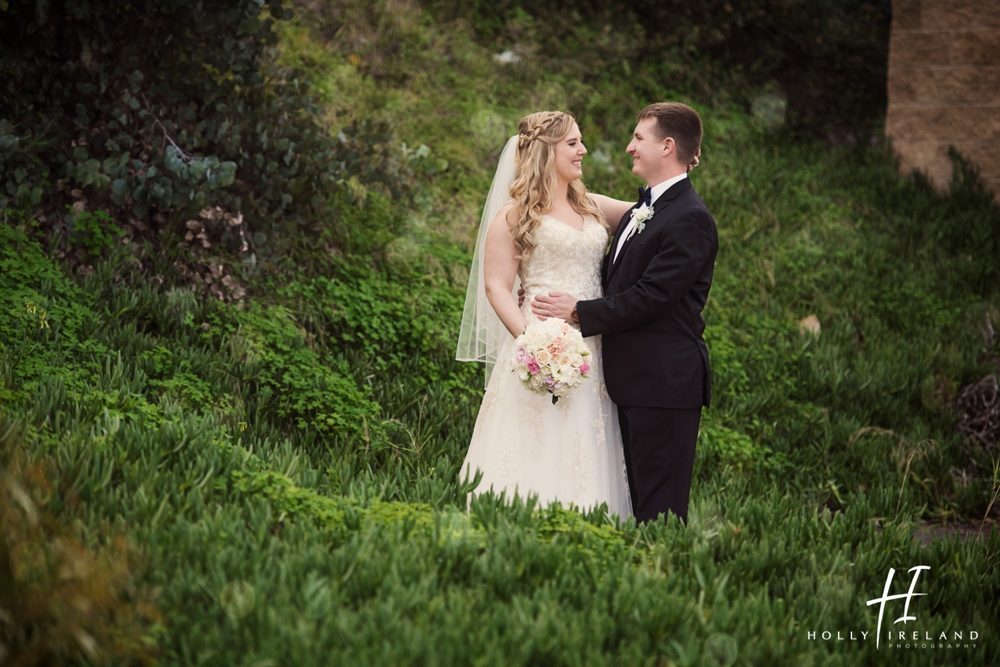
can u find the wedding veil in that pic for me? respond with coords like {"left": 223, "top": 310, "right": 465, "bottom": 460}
{"left": 455, "top": 135, "right": 521, "bottom": 387}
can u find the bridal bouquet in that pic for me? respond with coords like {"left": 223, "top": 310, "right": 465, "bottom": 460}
{"left": 512, "top": 319, "right": 592, "bottom": 404}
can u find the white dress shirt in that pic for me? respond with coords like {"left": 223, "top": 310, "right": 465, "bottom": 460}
{"left": 613, "top": 172, "right": 688, "bottom": 263}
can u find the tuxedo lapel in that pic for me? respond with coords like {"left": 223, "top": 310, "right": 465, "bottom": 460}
{"left": 604, "top": 205, "right": 637, "bottom": 284}
{"left": 605, "top": 178, "right": 692, "bottom": 284}
{"left": 606, "top": 215, "right": 648, "bottom": 283}
{"left": 603, "top": 178, "right": 691, "bottom": 285}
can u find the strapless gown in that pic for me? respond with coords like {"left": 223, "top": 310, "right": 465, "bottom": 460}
{"left": 460, "top": 215, "right": 632, "bottom": 519}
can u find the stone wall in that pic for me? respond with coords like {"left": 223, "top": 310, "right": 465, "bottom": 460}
{"left": 886, "top": 0, "right": 1000, "bottom": 201}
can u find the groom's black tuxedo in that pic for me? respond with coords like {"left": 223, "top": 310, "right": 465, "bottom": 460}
{"left": 577, "top": 176, "right": 717, "bottom": 522}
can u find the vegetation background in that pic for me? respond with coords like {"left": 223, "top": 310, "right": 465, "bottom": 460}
{"left": 1, "top": 0, "right": 998, "bottom": 664}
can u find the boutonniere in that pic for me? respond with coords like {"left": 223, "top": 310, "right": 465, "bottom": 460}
{"left": 630, "top": 203, "right": 654, "bottom": 234}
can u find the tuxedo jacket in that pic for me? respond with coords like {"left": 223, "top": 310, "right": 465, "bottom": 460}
{"left": 578, "top": 178, "right": 717, "bottom": 408}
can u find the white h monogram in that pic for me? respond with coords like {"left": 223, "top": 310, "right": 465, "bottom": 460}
{"left": 866, "top": 565, "right": 930, "bottom": 649}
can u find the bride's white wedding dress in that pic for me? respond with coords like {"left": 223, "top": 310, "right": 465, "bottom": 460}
{"left": 460, "top": 215, "right": 632, "bottom": 519}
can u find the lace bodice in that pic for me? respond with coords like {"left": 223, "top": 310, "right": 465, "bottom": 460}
{"left": 520, "top": 215, "right": 608, "bottom": 325}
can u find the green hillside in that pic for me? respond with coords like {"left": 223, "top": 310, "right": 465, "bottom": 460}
{"left": 2, "top": 1, "right": 998, "bottom": 665}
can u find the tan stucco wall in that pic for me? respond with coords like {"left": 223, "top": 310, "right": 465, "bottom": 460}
{"left": 886, "top": 0, "right": 1000, "bottom": 201}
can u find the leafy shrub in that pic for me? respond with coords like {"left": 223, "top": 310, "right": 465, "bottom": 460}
{"left": 0, "top": 0, "right": 417, "bottom": 266}
{"left": 232, "top": 303, "right": 381, "bottom": 444}
{"left": 279, "top": 269, "right": 467, "bottom": 387}
{"left": 698, "top": 417, "right": 784, "bottom": 473}
{"left": 0, "top": 223, "right": 103, "bottom": 402}
{"left": 0, "top": 119, "right": 47, "bottom": 211}
{"left": 64, "top": 209, "right": 125, "bottom": 261}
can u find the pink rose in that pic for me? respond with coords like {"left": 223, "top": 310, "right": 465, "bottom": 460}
{"left": 579, "top": 362, "right": 590, "bottom": 375}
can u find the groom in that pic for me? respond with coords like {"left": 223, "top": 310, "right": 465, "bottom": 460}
{"left": 532, "top": 102, "right": 718, "bottom": 524}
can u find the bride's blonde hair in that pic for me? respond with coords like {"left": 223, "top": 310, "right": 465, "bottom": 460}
{"left": 509, "top": 111, "right": 604, "bottom": 258}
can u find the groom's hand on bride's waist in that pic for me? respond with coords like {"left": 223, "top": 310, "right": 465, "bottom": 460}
{"left": 531, "top": 292, "right": 579, "bottom": 323}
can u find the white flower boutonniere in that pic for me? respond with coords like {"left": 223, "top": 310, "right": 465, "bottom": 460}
{"left": 630, "top": 203, "right": 654, "bottom": 234}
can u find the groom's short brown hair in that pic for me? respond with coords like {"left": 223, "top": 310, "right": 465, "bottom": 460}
{"left": 638, "top": 102, "right": 702, "bottom": 165}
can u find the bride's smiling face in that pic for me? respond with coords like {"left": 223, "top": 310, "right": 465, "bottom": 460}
{"left": 552, "top": 122, "right": 587, "bottom": 183}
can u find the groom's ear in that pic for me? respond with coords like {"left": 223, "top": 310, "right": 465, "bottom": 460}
{"left": 660, "top": 136, "right": 675, "bottom": 157}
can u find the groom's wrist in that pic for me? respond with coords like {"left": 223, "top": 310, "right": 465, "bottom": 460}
{"left": 570, "top": 303, "right": 579, "bottom": 324}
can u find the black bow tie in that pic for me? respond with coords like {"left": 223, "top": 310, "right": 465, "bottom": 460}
{"left": 637, "top": 186, "right": 651, "bottom": 207}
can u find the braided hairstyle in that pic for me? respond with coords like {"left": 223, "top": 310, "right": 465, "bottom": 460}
{"left": 508, "top": 111, "right": 604, "bottom": 259}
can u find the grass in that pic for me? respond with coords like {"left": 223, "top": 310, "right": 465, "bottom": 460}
{"left": 2, "top": 1, "right": 999, "bottom": 664}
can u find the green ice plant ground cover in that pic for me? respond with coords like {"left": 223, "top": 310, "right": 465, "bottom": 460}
{"left": 3, "top": 2, "right": 1000, "bottom": 665}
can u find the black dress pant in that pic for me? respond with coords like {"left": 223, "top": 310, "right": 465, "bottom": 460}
{"left": 617, "top": 405, "right": 701, "bottom": 523}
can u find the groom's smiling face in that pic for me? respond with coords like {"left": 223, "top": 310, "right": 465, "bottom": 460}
{"left": 627, "top": 117, "right": 667, "bottom": 185}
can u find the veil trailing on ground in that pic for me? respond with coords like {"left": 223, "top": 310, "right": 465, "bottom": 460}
{"left": 456, "top": 135, "right": 521, "bottom": 387}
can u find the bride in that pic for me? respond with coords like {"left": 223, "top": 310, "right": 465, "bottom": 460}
{"left": 456, "top": 111, "right": 635, "bottom": 519}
